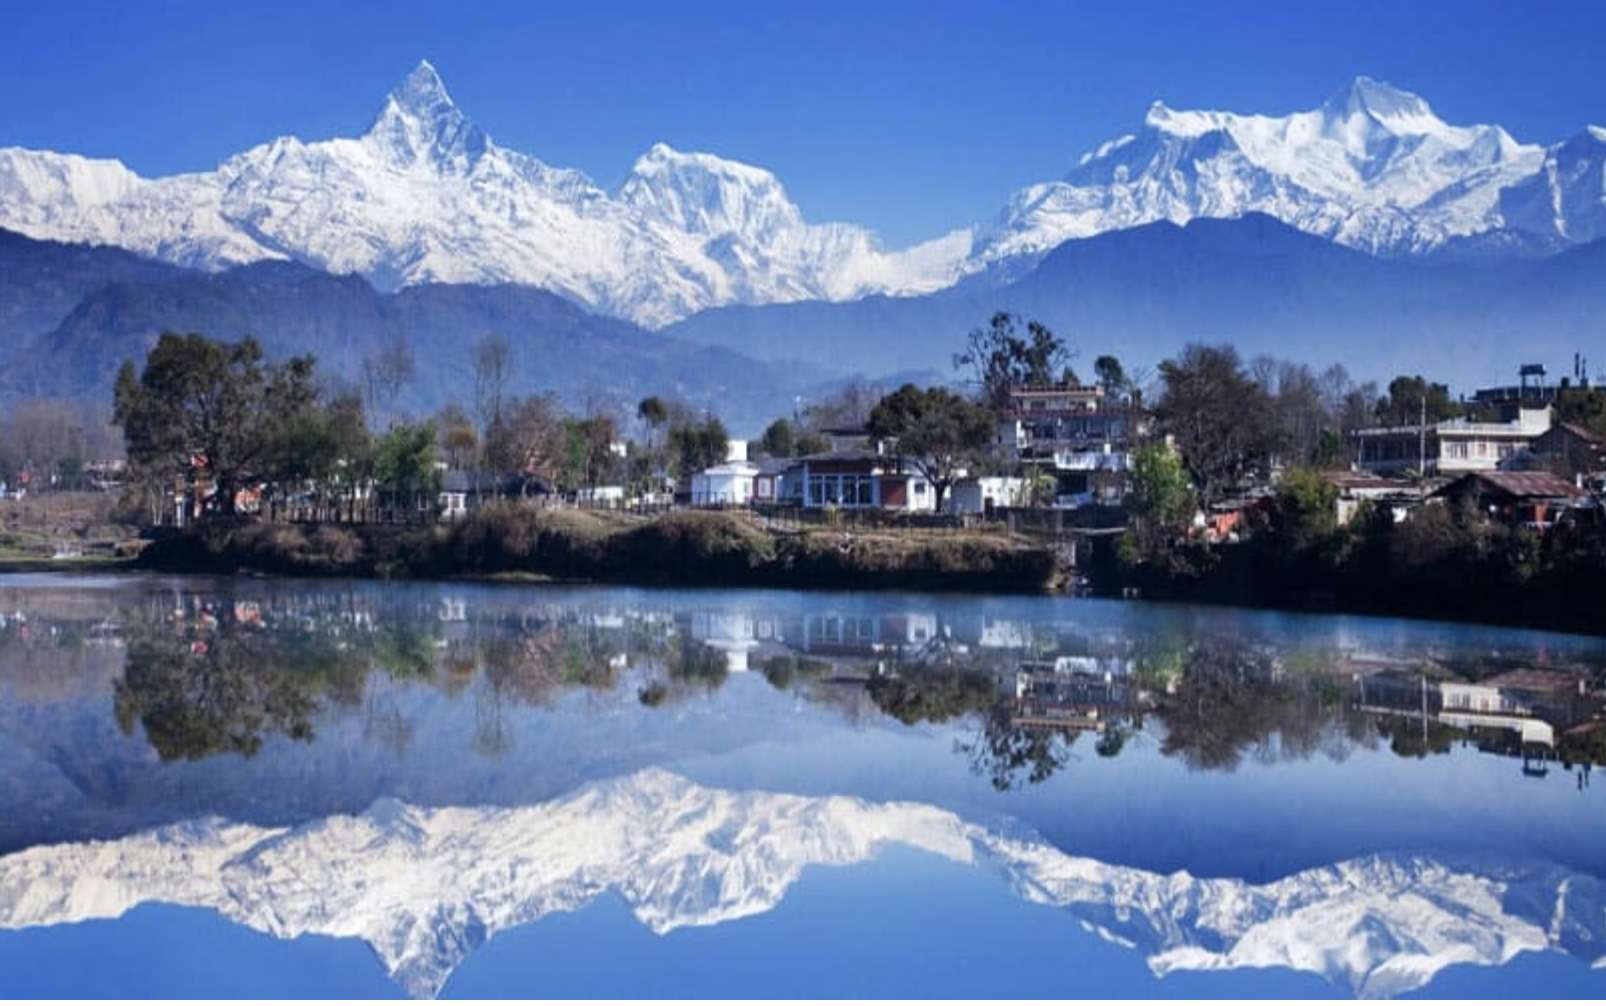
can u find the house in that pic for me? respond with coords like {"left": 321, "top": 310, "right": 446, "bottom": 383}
{"left": 998, "top": 384, "right": 1145, "bottom": 506}
{"left": 949, "top": 476, "right": 1028, "bottom": 516}
{"left": 1353, "top": 406, "right": 1552, "bottom": 476}
{"left": 1431, "top": 470, "right": 1592, "bottom": 527}
{"left": 795, "top": 449, "right": 934, "bottom": 511}
{"left": 1525, "top": 422, "right": 1606, "bottom": 481}
{"left": 1194, "top": 494, "right": 1268, "bottom": 543}
{"left": 691, "top": 460, "right": 759, "bottom": 505}
{"left": 751, "top": 457, "right": 796, "bottom": 506}
{"left": 438, "top": 471, "right": 555, "bottom": 519}
{"left": 1320, "top": 471, "right": 1423, "bottom": 525}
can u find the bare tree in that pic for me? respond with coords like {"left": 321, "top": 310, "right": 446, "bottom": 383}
{"left": 471, "top": 334, "right": 514, "bottom": 433}
{"left": 362, "top": 335, "right": 415, "bottom": 428}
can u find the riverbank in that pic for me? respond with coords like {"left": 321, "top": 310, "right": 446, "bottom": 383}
{"left": 133, "top": 506, "right": 1065, "bottom": 593}
{"left": 1083, "top": 524, "right": 1606, "bottom": 637}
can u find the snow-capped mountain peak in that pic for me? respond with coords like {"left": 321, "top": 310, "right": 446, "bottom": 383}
{"left": 618, "top": 142, "right": 803, "bottom": 239}
{"left": 0, "top": 67, "right": 1599, "bottom": 326}
{"left": 970, "top": 75, "right": 1573, "bottom": 269}
{"left": 0, "top": 60, "right": 966, "bottom": 326}
{"left": 1321, "top": 76, "right": 1439, "bottom": 131}
{"left": 365, "top": 59, "right": 489, "bottom": 172}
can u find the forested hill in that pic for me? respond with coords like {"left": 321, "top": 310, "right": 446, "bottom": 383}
{"left": 0, "top": 229, "right": 837, "bottom": 433}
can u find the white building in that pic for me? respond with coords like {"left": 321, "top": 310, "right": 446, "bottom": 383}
{"left": 691, "top": 461, "right": 759, "bottom": 506}
{"left": 1353, "top": 406, "right": 1552, "bottom": 476}
{"left": 948, "top": 476, "right": 1028, "bottom": 515}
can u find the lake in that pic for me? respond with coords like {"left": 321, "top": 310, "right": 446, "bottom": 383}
{"left": 0, "top": 573, "right": 1603, "bottom": 998}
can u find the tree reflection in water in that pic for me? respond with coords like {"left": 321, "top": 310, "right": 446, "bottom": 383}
{"left": 6, "top": 584, "right": 1593, "bottom": 783}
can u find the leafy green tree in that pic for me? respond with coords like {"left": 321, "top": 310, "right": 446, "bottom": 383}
{"left": 758, "top": 417, "right": 796, "bottom": 458}
{"left": 667, "top": 416, "right": 729, "bottom": 483}
{"left": 1265, "top": 468, "right": 1339, "bottom": 553}
{"left": 114, "top": 333, "right": 316, "bottom": 517}
{"left": 1093, "top": 354, "right": 1127, "bottom": 397}
{"left": 1374, "top": 375, "right": 1461, "bottom": 426}
{"left": 1122, "top": 442, "right": 1195, "bottom": 562}
{"left": 867, "top": 384, "right": 994, "bottom": 512}
{"left": 955, "top": 312, "right": 1077, "bottom": 411}
{"left": 373, "top": 421, "right": 440, "bottom": 514}
{"left": 562, "top": 415, "right": 620, "bottom": 490}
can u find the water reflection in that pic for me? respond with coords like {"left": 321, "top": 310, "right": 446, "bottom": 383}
{"left": 2, "top": 575, "right": 1605, "bottom": 997}
{"left": 3, "top": 579, "right": 1604, "bottom": 788}
{"left": 0, "top": 769, "right": 1601, "bottom": 999}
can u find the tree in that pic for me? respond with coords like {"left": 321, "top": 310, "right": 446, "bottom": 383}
{"left": 435, "top": 404, "right": 479, "bottom": 470}
{"left": 484, "top": 394, "right": 565, "bottom": 479}
{"left": 954, "top": 312, "right": 1075, "bottom": 412}
{"left": 801, "top": 379, "right": 882, "bottom": 432}
{"left": 1123, "top": 442, "right": 1194, "bottom": 559}
{"left": 471, "top": 334, "right": 513, "bottom": 432}
{"left": 114, "top": 333, "right": 316, "bottom": 517}
{"left": 758, "top": 417, "right": 796, "bottom": 458}
{"left": 563, "top": 414, "right": 620, "bottom": 490}
{"left": 362, "top": 335, "right": 415, "bottom": 427}
{"left": 1374, "top": 375, "right": 1460, "bottom": 426}
{"left": 637, "top": 396, "right": 669, "bottom": 438}
{"left": 373, "top": 421, "right": 440, "bottom": 516}
{"left": 667, "top": 416, "right": 729, "bottom": 483}
{"left": 1093, "top": 355, "right": 1127, "bottom": 398}
{"left": 1154, "top": 344, "right": 1270, "bottom": 505}
{"left": 867, "top": 384, "right": 994, "bottom": 512}
{"left": 1264, "top": 467, "right": 1339, "bottom": 554}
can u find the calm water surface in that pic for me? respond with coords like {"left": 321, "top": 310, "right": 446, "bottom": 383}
{"left": 1, "top": 573, "right": 1603, "bottom": 998}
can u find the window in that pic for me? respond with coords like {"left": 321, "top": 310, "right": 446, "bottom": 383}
{"left": 1444, "top": 441, "right": 1468, "bottom": 459}
{"left": 808, "top": 476, "right": 824, "bottom": 505}
{"left": 858, "top": 476, "right": 875, "bottom": 505}
{"left": 842, "top": 477, "right": 859, "bottom": 505}
{"left": 913, "top": 481, "right": 927, "bottom": 496}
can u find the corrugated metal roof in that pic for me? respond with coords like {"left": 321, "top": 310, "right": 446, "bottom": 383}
{"left": 1441, "top": 470, "right": 1587, "bottom": 499}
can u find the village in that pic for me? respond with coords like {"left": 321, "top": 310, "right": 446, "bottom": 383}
{"left": 4, "top": 328, "right": 1603, "bottom": 565}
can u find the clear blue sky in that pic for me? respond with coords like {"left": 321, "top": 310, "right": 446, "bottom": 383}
{"left": 5, "top": 0, "right": 1603, "bottom": 246}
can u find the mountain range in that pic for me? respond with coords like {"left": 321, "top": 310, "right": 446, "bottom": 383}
{"left": 1, "top": 770, "right": 1601, "bottom": 998}
{"left": 0, "top": 63, "right": 1602, "bottom": 414}
{"left": 2, "top": 64, "right": 1601, "bottom": 328}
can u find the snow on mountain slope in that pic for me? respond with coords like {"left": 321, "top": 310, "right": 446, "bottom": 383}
{"left": 0, "top": 769, "right": 1600, "bottom": 998}
{"left": 0, "top": 61, "right": 967, "bottom": 328}
{"left": 1498, "top": 125, "right": 1606, "bottom": 246}
{"left": 971, "top": 76, "right": 1580, "bottom": 269}
{"left": 1, "top": 69, "right": 1598, "bottom": 328}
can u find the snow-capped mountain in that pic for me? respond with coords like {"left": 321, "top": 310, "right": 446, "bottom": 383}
{"left": 0, "top": 61, "right": 969, "bottom": 328}
{"left": 1, "top": 769, "right": 1600, "bottom": 998}
{"left": 1, "top": 68, "right": 1600, "bottom": 330}
{"left": 972, "top": 77, "right": 1601, "bottom": 268}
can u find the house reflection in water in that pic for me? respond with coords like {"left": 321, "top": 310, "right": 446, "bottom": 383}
{"left": 1008, "top": 660, "right": 1142, "bottom": 733}
{"left": 1353, "top": 667, "right": 1594, "bottom": 771}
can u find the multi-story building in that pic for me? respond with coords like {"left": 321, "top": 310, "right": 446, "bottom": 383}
{"left": 1352, "top": 406, "right": 1552, "bottom": 476}
{"left": 997, "top": 384, "right": 1146, "bottom": 506}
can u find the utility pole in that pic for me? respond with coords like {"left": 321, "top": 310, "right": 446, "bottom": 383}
{"left": 1418, "top": 393, "right": 1427, "bottom": 501}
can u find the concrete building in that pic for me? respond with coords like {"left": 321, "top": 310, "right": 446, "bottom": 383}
{"left": 1353, "top": 406, "right": 1552, "bottom": 476}
{"left": 998, "top": 384, "right": 1145, "bottom": 506}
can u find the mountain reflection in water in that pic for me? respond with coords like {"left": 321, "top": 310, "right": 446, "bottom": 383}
{"left": 1, "top": 769, "right": 1602, "bottom": 999}
{"left": 1, "top": 575, "right": 1604, "bottom": 998}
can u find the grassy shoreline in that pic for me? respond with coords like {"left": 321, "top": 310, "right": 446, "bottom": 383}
{"left": 131, "top": 506, "right": 1066, "bottom": 594}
